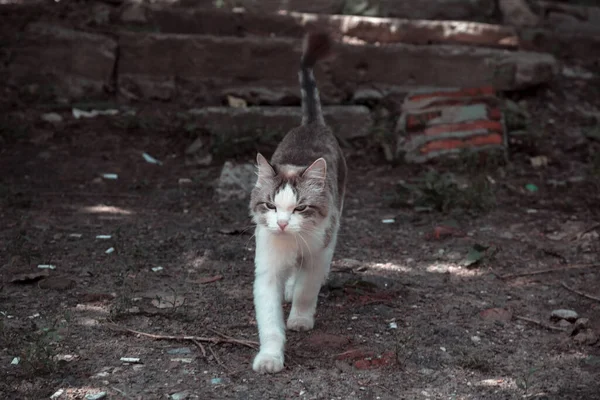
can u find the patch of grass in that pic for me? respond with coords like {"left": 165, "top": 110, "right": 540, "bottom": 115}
{"left": 389, "top": 170, "right": 495, "bottom": 214}
{"left": 20, "top": 316, "right": 70, "bottom": 375}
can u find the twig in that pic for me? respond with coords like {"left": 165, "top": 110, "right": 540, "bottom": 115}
{"left": 569, "top": 222, "right": 600, "bottom": 241}
{"left": 105, "top": 323, "right": 258, "bottom": 349}
{"left": 561, "top": 282, "right": 600, "bottom": 302}
{"left": 499, "top": 264, "right": 600, "bottom": 279}
{"left": 192, "top": 339, "right": 207, "bottom": 357}
{"left": 209, "top": 345, "right": 230, "bottom": 372}
{"left": 514, "top": 315, "right": 566, "bottom": 332}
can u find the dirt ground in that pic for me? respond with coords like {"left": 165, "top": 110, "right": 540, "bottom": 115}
{"left": 2, "top": 6, "right": 600, "bottom": 400}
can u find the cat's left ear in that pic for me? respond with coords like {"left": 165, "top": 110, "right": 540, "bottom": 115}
{"left": 256, "top": 153, "right": 275, "bottom": 187}
{"left": 302, "top": 158, "right": 327, "bottom": 183}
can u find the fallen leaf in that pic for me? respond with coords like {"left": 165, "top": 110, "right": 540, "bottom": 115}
{"left": 10, "top": 270, "right": 50, "bottom": 284}
{"left": 464, "top": 243, "right": 491, "bottom": 267}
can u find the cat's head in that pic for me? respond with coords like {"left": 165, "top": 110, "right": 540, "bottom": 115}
{"left": 250, "top": 153, "right": 329, "bottom": 234}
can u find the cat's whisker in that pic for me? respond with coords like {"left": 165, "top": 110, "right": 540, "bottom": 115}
{"left": 297, "top": 232, "right": 313, "bottom": 262}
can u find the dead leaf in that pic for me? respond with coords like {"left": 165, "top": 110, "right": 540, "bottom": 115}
{"left": 10, "top": 270, "right": 50, "bottom": 284}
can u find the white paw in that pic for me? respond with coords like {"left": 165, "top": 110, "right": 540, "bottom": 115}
{"left": 287, "top": 315, "right": 314, "bottom": 331}
{"left": 252, "top": 351, "right": 284, "bottom": 374}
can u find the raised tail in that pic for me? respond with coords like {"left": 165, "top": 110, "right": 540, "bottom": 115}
{"left": 299, "top": 32, "right": 332, "bottom": 126}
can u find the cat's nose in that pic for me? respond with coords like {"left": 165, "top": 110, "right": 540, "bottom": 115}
{"left": 277, "top": 220, "right": 288, "bottom": 230}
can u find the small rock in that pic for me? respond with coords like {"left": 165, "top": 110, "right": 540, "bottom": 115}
{"left": 85, "top": 392, "right": 107, "bottom": 400}
{"left": 211, "top": 377, "right": 223, "bottom": 385}
{"left": 571, "top": 318, "right": 590, "bottom": 336}
{"left": 215, "top": 162, "right": 256, "bottom": 202}
{"left": 41, "top": 113, "right": 63, "bottom": 123}
{"left": 557, "top": 319, "right": 572, "bottom": 328}
{"left": 573, "top": 329, "right": 599, "bottom": 346}
{"left": 471, "top": 335, "right": 481, "bottom": 344}
{"left": 170, "top": 391, "right": 190, "bottom": 400}
{"left": 550, "top": 309, "right": 579, "bottom": 323}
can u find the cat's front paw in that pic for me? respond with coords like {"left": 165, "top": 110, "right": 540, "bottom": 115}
{"left": 287, "top": 315, "right": 314, "bottom": 331}
{"left": 252, "top": 351, "right": 284, "bottom": 374}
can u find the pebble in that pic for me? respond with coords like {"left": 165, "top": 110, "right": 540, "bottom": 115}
{"left": 170, "top": 391, "right": 190, "bottom": 400}
{"left": 41, "top": 112, "right": 63, "bottom": 123}
{"left": 85, "top": 392, "right": 107, "bottom": 400}
{"left": 471, "top": 335, "right": 481, "bottom": 344}
{"left": 550, "top": 309, "right": 579, "bottom": 322}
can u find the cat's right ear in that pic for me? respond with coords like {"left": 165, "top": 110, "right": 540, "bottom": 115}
{"left": 256, "top": 153, "right": 275, "bottom": 188}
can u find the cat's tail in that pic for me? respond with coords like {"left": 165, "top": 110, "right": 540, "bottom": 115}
{"left": 300, "top": 31, "right": 332, "bottom": 126}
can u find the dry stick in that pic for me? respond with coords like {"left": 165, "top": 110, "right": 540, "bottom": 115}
{"left": 561, "top": 282, "right": 600, "bottom": 302}
{"left": 514, "top": 315, "right": 566, "bottom": 332}
{"left": 499, "top": 264, "right": 600, "bottom": 279}
{"left": 106, "top": 323, "right": 258, "bottom": 349}
{"left": 192, "top": 339, "right": 207, "bottom": 357}
{"left": 208, "top": 345, "right": 231, "bottom": 372}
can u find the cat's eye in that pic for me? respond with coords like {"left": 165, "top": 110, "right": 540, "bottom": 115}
{"left": 294, "top": 205, "right": 307, "bottom": 212}
{"left": 265, "top": 203, "right": 276, "bottom": 210}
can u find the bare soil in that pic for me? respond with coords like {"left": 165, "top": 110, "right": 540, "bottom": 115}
{"left": 2, "top": 4, "right": 600, "bottom": 400}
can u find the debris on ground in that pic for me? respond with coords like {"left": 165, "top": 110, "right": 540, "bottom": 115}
{"left": 215, "top": 162, "right": 256, "bottom": 202}
{"left": 50, "top": 389, "right": 65, "bottom": 399}
{"left": 84, "top": 392, "right": 107, "bottom": 400}
{"left": 10, "top": 357, "right": 20, "bottom": 365}
{"left": 41, "top": 112, "right": 63, "bottom": 123}
{"left": 96, "top": 235, "right": 112, "bottom": 239}
{"left": 170, "top": 391, "right": 190, "bottom": 400}
{"left": 195, "top": 275, "right": 223, "bottom": 284}
{"left": 120, "top": 357, "right": 142, "bottom": 363}
{"left": 464, "top": 243, "right": 497, "bottom": 268}
{"left": 72, "top": 108, "right": 119, "bottom": 119}
{"left": 167, "top": 347, "right": 192, "bottom": 355}
{"left": 142, "top": 152, "right": 163, "bottom": 165}
{"left": 396, "top": 86, "right": 506, "bottom": 163}
{"left": 551, "top": 309, "right": 579, "bottom": 323}
{"left": 151, "top": 266, "right": 164, "bottom": 272}
{"left": 37, "top": 264, "right": 56, "bottom": 270}
{"left": 102, "top": 173, "right": 118, "bottom": 180}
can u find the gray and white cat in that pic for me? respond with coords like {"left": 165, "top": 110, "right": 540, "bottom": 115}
{"left": 249, "top": 32, "right": 347, "bottom": 374}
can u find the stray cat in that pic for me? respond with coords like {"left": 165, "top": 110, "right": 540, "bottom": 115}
{"left": 249, "top": 31, "right": 347, "bottom": 374}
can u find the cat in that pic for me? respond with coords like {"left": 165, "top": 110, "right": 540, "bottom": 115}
{"left": 248, "top": 31, "right": 347, "bottom": 374}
